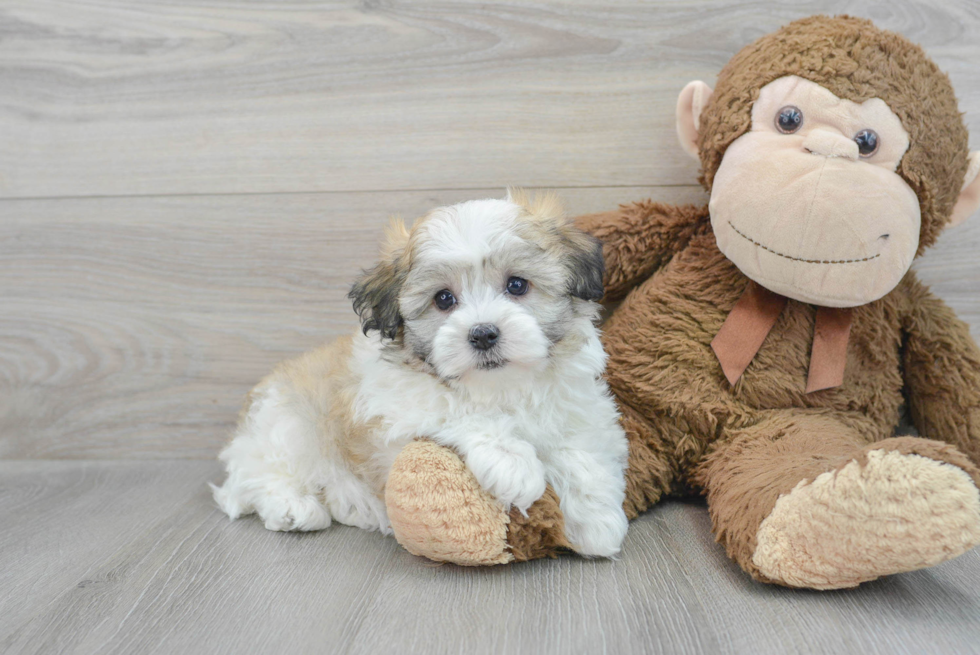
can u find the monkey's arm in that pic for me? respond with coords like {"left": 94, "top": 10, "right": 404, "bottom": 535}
{"left": 575, "top": 201, "right": 710, "bottom": 302}
{"left": 902, "top": 280, "right": 980, "bottom": 465}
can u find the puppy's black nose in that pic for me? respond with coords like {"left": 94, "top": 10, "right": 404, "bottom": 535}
{"left": 468, "top": 324, "right": 500, "bottom": 351}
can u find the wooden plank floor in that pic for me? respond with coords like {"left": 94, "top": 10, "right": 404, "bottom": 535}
{"left": 2, "top": 1, "right": 980, "bottom": 653}
{"left": 2, "top": 461, "right": 980, "bottom": 655}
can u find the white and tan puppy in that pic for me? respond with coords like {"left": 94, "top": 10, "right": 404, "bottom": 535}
{"left": 212, "top": 191, "right": 629, "bottom": 557}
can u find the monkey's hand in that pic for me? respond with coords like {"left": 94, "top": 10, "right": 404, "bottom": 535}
{"left": 902, "top": 278, "right": 980, "bottom": 467}
{"left": 574, "top": 201, "right": 709, "bottom": 302}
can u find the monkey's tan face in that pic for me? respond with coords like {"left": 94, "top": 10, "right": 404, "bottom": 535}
{"left": 709, "top": 76, "right": 920, "bottom": 307}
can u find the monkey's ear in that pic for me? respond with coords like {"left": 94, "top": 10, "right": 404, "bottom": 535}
{"left": 676, "top": 81, "right": 713, "bottom": 160}
{"left": 348, "top": 222, "right": 410, "bottom": 340}
{"left": 949, "top": 151, "right": 980, "bottom": 228}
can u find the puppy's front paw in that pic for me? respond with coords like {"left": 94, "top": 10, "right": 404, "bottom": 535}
{"left": 256, "top": 491, "right": 333, "bottom": 532}
{"left": 465, "top": 441, "right": 547, "bottom": 513}
{"left": 562, "top": 503, "right": 629, "bottom": 558}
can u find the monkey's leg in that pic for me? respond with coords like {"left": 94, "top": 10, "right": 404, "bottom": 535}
{"left": 385, "top": 405, "right": 678, "bottom": 564}
{"left": 697, "top": 412, "right": 980, "bottom": 589}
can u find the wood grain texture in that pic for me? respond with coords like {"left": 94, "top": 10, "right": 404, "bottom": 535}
{"left": 0, "top": 461, "right": 219, "bottom": 633}
{"left": 2, "top": 460, "right": 979, "bottom": 655}
{"left": 1, "top": 0, "right": 979, "bottom": 198}
{"left": 3, "top": 3, "right": 980, "bottom": 653}
{"left": 1, "top": 0, "right": 978, "bottom": 461}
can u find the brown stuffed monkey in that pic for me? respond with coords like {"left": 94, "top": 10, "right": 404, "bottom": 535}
{"left": 382, "top": 15, "right": 980, "bottom": 589}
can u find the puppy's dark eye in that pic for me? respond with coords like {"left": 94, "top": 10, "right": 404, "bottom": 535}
{"left": 506, "top": 276, "right": 529, "bottom": 296}
{"left": 854, "top": 129, "right": 879, "bottom": 157}
{"left": 775, "top": 106, "right": 803, "bottom": 134}
{"left": 434, "top": 289, "right": 456, "bottom": 310}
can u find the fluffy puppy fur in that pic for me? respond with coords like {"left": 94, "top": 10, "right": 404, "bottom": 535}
{"left": 212, "top": 191, "right": 630, "bottom": 557}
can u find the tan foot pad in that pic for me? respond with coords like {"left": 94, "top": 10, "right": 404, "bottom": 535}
{"left": 385, "top": 440, "right": 513, "bottom": 566}
{"left": 753, "top": 449, "right": 980, "bottom": 589}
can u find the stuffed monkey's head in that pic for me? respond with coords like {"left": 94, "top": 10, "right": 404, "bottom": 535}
{"left": 677, "top": 15, "right": 980, "bottom": 307}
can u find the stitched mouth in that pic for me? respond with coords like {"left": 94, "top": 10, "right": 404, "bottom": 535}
{"left": 728, "top": 221, "right": 881, "bottom": 265}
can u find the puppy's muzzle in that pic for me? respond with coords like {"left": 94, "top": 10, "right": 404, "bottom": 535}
{"left": 468, "top": 324, "right": 500, "bottom": 351}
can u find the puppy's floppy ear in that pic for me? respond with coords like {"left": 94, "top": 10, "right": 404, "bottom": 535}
{"left": 511, "top": 188, "right": 605, "bottom": 302}
{"left": 562, "top": 228, "right": 605, "bottom": 301}
{"left": 348, "top": 221, "right": 410, "bottom": 340}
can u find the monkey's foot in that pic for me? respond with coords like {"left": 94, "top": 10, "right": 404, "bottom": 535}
{"left": 385, "top": 440, "right": 513, "bottom": 565}
{"left": 752, "top": 447, "right": 980, "bottom": 589}
{"left": 385, "top": 440, "right": 571, "bottom": 565}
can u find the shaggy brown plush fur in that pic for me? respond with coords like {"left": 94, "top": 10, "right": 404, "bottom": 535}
{"left": 506, "top": 487, "right": 572, "bottom": 561}
{"left": 579, "top": 200, "right": 980, "bottom": 582}
{"left": 384, "top": 15, "right": 980, "bottom": 587}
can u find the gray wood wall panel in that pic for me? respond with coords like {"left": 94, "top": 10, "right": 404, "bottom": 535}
{"left": 2, "top": 1, "right": 979, "bottom": 458}
{"left": 1, "top": 1, "right": 979, "bottom": 198}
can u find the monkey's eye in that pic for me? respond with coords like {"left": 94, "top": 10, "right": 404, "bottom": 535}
{"left": 775, "top": 106, "right": 803, "bottom": 134}
{"left": 505, "top": 276, "right": 529, "bottom": 296}
{"left": 854, "top": 129, "right": 879, "bottom": 157}
{"left": 434, "top": 289, "right": 456, "bottom": 310}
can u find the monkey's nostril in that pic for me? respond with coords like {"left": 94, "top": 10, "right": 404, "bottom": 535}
{"left": 468, "top": 324, "right": 500, "bottom": 351}
{"left": 879, "top": 234, "right": 890, "bottom": 241}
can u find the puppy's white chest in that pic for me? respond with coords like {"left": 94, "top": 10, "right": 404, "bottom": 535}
{"left": 353, "top": 336, "right": 564, "bottom": 443}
